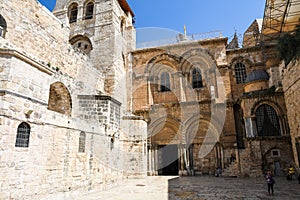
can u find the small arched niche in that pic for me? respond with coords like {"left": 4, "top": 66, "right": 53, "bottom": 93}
{"left": 69, "top": 35, "right": 93, "bottom": 55}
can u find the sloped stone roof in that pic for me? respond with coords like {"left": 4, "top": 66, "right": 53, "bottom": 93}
{"left": 246, "top": 70, "right": 269, "bottom": 83}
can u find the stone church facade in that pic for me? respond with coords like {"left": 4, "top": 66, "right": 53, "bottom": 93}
{"left": 0, "top": 0, "right": 299, "bottom": 199}
{"left": 0, "top": 0, "right": 147, "bottom": 199}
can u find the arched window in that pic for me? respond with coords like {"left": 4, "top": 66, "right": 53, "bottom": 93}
{"left": 256, "top": 104, "right": 281, "bottom": 136}
{"left": 120, "top": 18, "right": 125, "bottom": 36}
{"left": 192, "top": 68, "right": 203, "bottom": 88}
{"left": 68, "top": 3, "right": 78, "bottom": 23}
{"left": 78, "top": 132, "right": 86, "bottom": 153}
{"left": 160, "top": 72, "right": 170, "bottom": 92}
{"left": 234, "top": 62, "right": 247, "bottom": 84}
{"left": 85, "top": 2, "right": 94, "bottom": 19}
{"left": 0, "top": 14, "right": 7, "bottom": 38}
{"left": 15, "top": 122, "right": 30, "bottom": 148}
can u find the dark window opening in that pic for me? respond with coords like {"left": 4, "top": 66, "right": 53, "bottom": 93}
{"left": 160, "top": 72, "right": 171, "bottom": 92}
{"left": 15, "top": 122, "right": 30, "bottom": 148}
{"left": 78, "top": 42, "right": 81, "bottom": 48}
{"left": 234, "top": 62, "right": 247, "bottom": 84}
{"left": 192, "top": 68, "right": 203, "bottom": 88}
{"left": 84, "top": 44, "right": 88, "bottom": 49}
{"left": 85, "top": 2, "right": 94, "bottom": 19}
{"left": 69, "top": 4, "right": 78, "bottom": 23}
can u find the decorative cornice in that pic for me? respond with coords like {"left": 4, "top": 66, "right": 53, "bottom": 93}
{"left": 0, "top": 48, "right": 54, "bottom": 75}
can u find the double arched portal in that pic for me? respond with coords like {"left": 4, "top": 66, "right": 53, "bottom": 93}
{"left": 147, "top": 111, "right": 224, "bottom": 176}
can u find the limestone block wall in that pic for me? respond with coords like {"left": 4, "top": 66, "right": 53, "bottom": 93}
{"left": 239, "top": 138, "right": 293, "bottom": 177}
{"left": 226, "top": 47, "right": 265, "bottom": 101}
{"left": 77, "top": 95, "right": 121, "bottom": 130}
{"left": 282, "top": 59, "right": 300, "bottom": 166}
{"left": 0, "top": 0, "right": 146, "bottom": 199}
{"left": 0, "top": 53, "right": 123, "bottom": 199}
{"left": 121, "top": 116, "right": 147, "bottom": 177}
{"left": 2, "top": 0, "right": 87, "bottom": 80}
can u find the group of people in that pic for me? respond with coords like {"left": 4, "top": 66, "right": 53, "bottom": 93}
{"left": 265, "top": 164, "right": 300, "bottom": 195}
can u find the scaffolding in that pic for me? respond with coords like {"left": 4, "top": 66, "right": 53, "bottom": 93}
{"left": 260, "top": 0, "right": 300, "bottom": 60}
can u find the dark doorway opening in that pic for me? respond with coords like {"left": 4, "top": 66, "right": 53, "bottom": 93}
{"left": 158, "top": 145, "right": 179, "bottom": 175}
{"left": 296, "top": 142, "right": 300, "bottom": 166}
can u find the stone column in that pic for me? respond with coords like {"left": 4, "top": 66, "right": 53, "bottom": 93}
{"left": 179, "top": 73, "right": 186, "bottom": 102}
{"left": 147, "top": 79, "right": 154, "bottom": 106}
{"left": 178, "top": 144, "right": 186, "bottom": 175}
{"left": 154, "top": 146, "right": 158, "bottom": 175}
{"left": 148, "top": 145, "right": 152, "bottom": 175}
{"left": 78, "top": 5, "right": 84, "bottom": 21}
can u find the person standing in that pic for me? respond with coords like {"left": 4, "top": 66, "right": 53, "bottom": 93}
{"left": 266, "top": 169, "right": 275, "bottom": 195}
{"left": 288, "top": 165, "right": 295, "bottom": 180}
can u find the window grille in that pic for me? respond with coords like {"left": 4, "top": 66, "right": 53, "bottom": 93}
{"left": 256, "top": 104, "right": 281, "bottom": 136}
{"left": 234, "top": 62, "right": 247, "bottom": 84}
{"left": 192, "top": 68, "right": 203, "bottom": 88}
{"left": 15, "top": 122, "right": 30, "bottom": 147}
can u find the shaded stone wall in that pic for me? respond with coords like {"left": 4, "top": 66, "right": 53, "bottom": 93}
{"left": 282, "top": 59, "right": 300, "bottom": 167}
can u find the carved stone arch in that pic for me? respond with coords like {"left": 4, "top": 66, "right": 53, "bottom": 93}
{"left": 65, "top": 0, "right": 79, "bottom": 10}
{"left": 145, "top": 53, "right": 181, "bottom": 76}
{"left": 251, "top": 99, "right": 284, "bottom": 116}
{"left": 179, "top": 48, "right": 217, "bottom": 74}
{"left": 183, "top": 112, "right": 222, "bottom": 144}
{"left": 48, "top": 82, "right": 72, "bottom": 116}
{"left": 0, "top": 14, "right": 7, "bottom": 37}
{"left": 229, "top": 56, "right": 254, "bottom": 69}
{"left": 148, "top": 115, "right": 181, "bottom": 145}
{"left": 69, "top": 34, "right": 93, "bottom": 54}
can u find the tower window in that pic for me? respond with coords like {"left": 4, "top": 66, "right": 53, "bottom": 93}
{"left": 192, "top": 68, "right": 203, "bottom": 88}
{"left": 69, "top": 3, "right": 78, "bottom": 23}
{"left": 15, "top": 122, "right": 30, "bottom": 148}
{"left": 85, "top": 2, "right": 94, "bottom": 20}
{"left": 160, "top": 72, "right": 171, "bottom": 92}
{"left": 234, "top": 62, "right": 247, "bottom": 84}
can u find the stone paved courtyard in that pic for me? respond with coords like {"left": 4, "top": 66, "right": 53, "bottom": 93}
{"left": 42, "top": 175, "right": 300, "bottom": 200}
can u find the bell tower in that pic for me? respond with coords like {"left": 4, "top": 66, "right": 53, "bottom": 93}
{"left": 53, "top": 0, "right": 136, "bottom": 98}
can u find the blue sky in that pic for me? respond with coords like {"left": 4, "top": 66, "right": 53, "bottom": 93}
{"left": 38, "top": 0, "right": 265, "bottom": 43}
